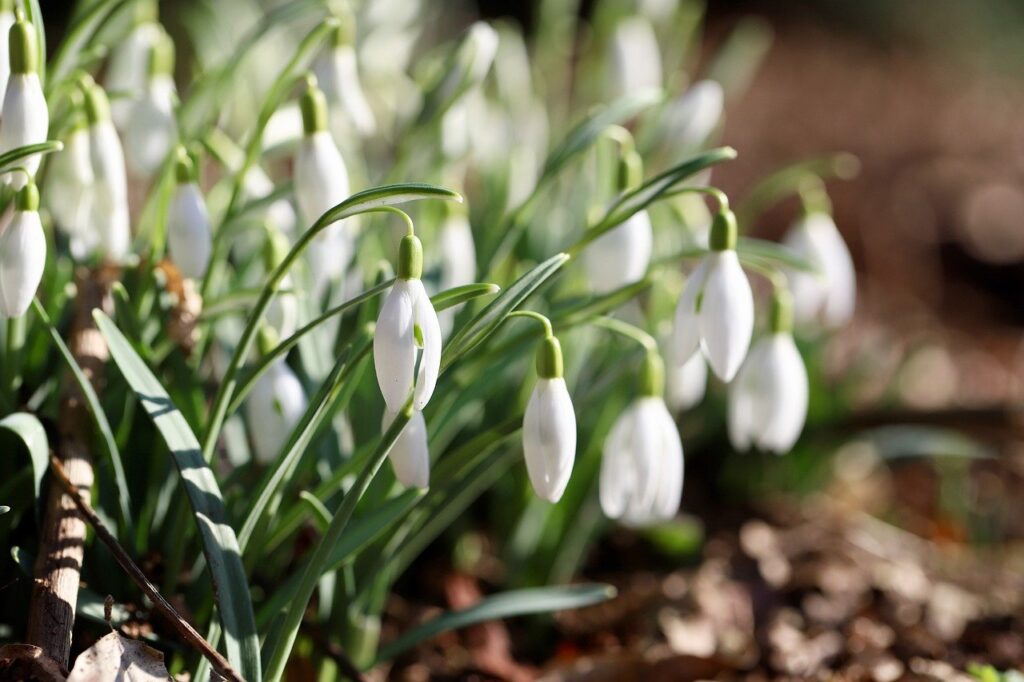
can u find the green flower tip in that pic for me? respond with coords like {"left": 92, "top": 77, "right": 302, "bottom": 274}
{"left": 82, "top": 81, "right": 111, "bottom": 124}
{"left": 149, "top": 29, "right": 175, "bottom": 78}
{"left": 134, "top": 0, "right": 158, "bottom": 25}
{"left": 770, "top": 286, "right": 794, "bottom": 334}
{"left": 617, "top": 150, "right": 643, "bottom": 193}
{"left": 0, "top": 0, "right": 15, "bottom": 15}
{"left": 257, "top": 325, "right": 279, "bottom": 356}
{"left": 397, "top": 234, "right": 423, "bottom": 280}
{"left": 15, "top": 181, "right": 39, "bottom": 212}
{"left": 709, "top": 207, "right": 738, "bottom": 251}
{"left": 330, "top": 16, "right": 355, "bottom": 47}
{"left": 9, "top": 14, "right": 37, "bottom": 75}
{"left": 300, "top": 74, "right": 328, "bottom": 134}
{"left": 174, "top": 148, "right": 195, "bottom": 184}
{"left": 640, "top": 350, "right": 665, "bottom": 397}
{"left": 535, "top": 335, "right": 564, "bottom": 379}
{"left": 263, "top": 227, "right": 290, "bottom": 271}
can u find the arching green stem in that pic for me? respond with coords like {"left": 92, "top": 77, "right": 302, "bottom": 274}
{"left": 735, "top": 152, "right": 858, "bottom": 227}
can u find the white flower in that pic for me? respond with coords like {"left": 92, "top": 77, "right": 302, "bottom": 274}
{"left": 125, "top": 74, "right": 177, "bottom": 177}
{"left": 783, "top": 212, "right": 856, "bottom": 328}
{"left": 246, "top": 359, "right": 308, "bottom": 465}
{"left": 584, "top": 210, "right": 653, "bottom": 294}
{"left": 243, "top": 166, "right": 297, "bottom": 238}
{"left": 382, "top": 408, "right": 429, "bottom": 488}
{"left": 672, "top": 245, "right": 753, "bottom": 382}
{"left": 0, "top": 183, "right": 45, "bottom": 317}
{"left": 599, "top": 396, "right": 683, "bottom": 526}
{"left": 0, "top": 18, "right": 48, "bottom": 188}
{"left": 0, "top": 9, "right": 16, "bottom": 98}
{"left": 106, "top": 19, "right": 161, "bottom": 129}
{"left": 666, "top": 348, "right": 707, "bottom": 412}
{"left": 45, "top": 124, "right": 94, "bottom": 244}
{"left": 84, "top": 84, "right": 131, "bottom": 258}
{"left": 437, "top": 209, "right": 476, "bottom": 335}
{"left": 523, "top": 376, "right": 577, "bottom": 502}
{"left": 266, "top": 275, "right": 299, "bottom": 341}
{"left": 663, "top": 80, "right": 724, "bottom": 151}
{"left": 166, "top": 177, "right": 212, "bottom": 280}
{"left": 728, "top": 332, "right": 808, "bottom": 453}
{"left": 373, "top": 275, "right": 442, "bottom": 412}
{"left": 312, "top": 26, "right": 376, "bottom": 138}
{"left": 607, "top": 16, "right": 662, "bottom": 99}
{"left": 295, "top": 80, "right": 353, "bottom": 293}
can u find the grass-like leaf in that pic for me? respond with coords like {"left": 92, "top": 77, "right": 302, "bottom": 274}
{"left": 93, "top": 311, "right": 261, "bottom": 682}
{"left": 0, "top": 141, "right": 63, "bottom": 172}
{"left": 442, "top": 253, "right": 569, "bottom": 371}
{"left": 375, "top": 584, "right": 616, "bottom": 663}
{"left": 737, "top": 237, "right": 819, "bottom": 274}
{"left": 46, "top": 0, "right": 128, "bottom": 91}
{"left": 32, "top": 300, "right": 131, "bottom": 530}
{"left": 0, "top": 413, "right": 48, "bottom": 501}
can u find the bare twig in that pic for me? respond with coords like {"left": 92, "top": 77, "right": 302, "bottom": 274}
{"left": 27, "top": 268, "right": 111, "bottom": 668}
{"left": 49, "top": 455, "right": 246, "bottom": 682}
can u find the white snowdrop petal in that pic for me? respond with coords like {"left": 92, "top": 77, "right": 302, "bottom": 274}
{"left": 125, "top": 76, "right": 177, "bottom": 177}
{"left": 585, "top": 210, "right": 653, "bottom": 294}
{"left": 667, "top": 348, "right": 707, "bottom": 412}
{"left": 599, "top": 407, "right": 635, "bottom": 519}
{"left": 727, "top": 339, "right": 769, "bottom": 451}
{"left": 374, "top": 280, "right": 418, "bottom": 412}
{"left": 649, "top": 399, "right": 684, "bottom": 522}
{"left": 107, "top": 22, "right": 161, "bottom": 128}
{"left": 294, "top": 131, "right": 350, "bottom": 226}
{"left": 698, "top": 251, "right": 753, "bottom": 382}
{"left": 0, "top": 75, "right": 49, "bottom": 186}
{"left": 809, "top": 215, "right": 857, "bottom": 327}
{"left": 608, "top": 16, "right": 661, "bottom": 99}
{"left": 0, "top": 210, "right": 46, "bottom": 317}
{"left": 523, "top": 378, "right": 577, "bottom": 502}
{"left": 628, "top": 398, "right": 664, "bottom": 515}
{"left": 439, "top": 215, "right": 477, "bottom": 293}
{"left": 782, "top": 222, "right": 827, "bottom": 324}
{"left": 88, "top": 121, "right": 131, "bottom": 258}
{"left": 266, "top": 275, "right": 299, "bottom": 340}
{"left": 383, "top": 409, "right": 430, "bottom": 488}
{"left": 671, "top": 259, "right": 710, "bottom": 364}
{"left": 410, "top": 280, "right": 442, "bottom": 410}
{"left": 167, "top": 183, "right": 213, "bottom": 279}
{"left": 664, "top": 79, "right": 724, "bottom": 150}
{"left": 45, "top": 127, "right": 93, "bottom": 233}
{"left": 246, "top": 361, "right": 308, "bottom": 464}
{"left": 314, "top": 44, "right": 376, "bottom": 137}
{"left": 757, "top": 334, "right": 809, "bottom": 453}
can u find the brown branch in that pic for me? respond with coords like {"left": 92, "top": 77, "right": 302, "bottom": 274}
{"left": 27, "top": 267, "right": 113, "bottom": 668}
{"left": 48, "top": 456, "right": 246, "bottom": 682}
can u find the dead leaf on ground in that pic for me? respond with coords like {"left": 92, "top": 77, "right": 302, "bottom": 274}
{"left": 66, "top": 631, "right": 171, "bottom": 682}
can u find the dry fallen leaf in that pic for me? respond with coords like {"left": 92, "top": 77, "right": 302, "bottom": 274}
{"left": 66, "top": 631, "right": 171, "bottom": 682}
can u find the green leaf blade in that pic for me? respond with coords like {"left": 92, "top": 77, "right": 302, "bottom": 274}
{"left": 0, "top": 413, "right": 48, "bottom": 500}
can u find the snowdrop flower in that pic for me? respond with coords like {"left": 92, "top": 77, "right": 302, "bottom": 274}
{"left": 106, "top": 1, "right": 160, "bottom": 129}
{"left": 0, "top": 180, "right": 44, "bottom": 317}
{"left": 243, "top": 166, "right": 297, "bottom": 238}
{"left": 45, "top": 118, "right": 94, "bottom": 250}
{"left": 264, "top": 227, "right": 299, "bottom": 340}
{"left": 312, "top": 22, "right": 376, "bottom": 138}
{"left": 0, "top": 13, "right": 48, "bottom": 188}
{"left": 125, "top": 30, "right": 178, "bottom": 178}
{"left": 607, "top": 16, "right": 661, "bottom": 99}
{"left": 246, "top": 357, "right": 308, "bottom": 465}
{"left": 294, "top": 76, "right": 353, "bottom": 293}
{"left": 666, "top": 344, "right": 707, "bottom": 412}
{"left": 437, "top": 204, "right": 476, "bottom": 335}
{"left": 600, "top": 351, "right": 684, "bottom": 526}
{"left": 663, "top": 80, "right": 724, "bottom": 151}
{"left": 382, "top": 408, "right": 429, "bottom": 489}
{"left": 0, "top": 1, "right": 15, "bottom": 97}
{"left": 82, "top": 79, "right": 131, "bottom": 258}
{"left": 672, "top": 205, "right": 753, "bottom": 382}
{"left": 523, "top": 334, "right": 577, "bottom": 502}
{"left": 585, "top": 151, "right": 652, "bottom": 294}
{"left": 374, "top": 232, "right": 442, "bottom": 412}
{"left": 166, "top": 151, "right": 212, "bottom": 280}
{"left": 783, "top": 208, "right": 856, "bottom": 328}
{"left": 728, "top": 289, "right": 808, "bottom": 453}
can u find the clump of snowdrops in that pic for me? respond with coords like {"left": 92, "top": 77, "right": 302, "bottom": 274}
{"left": 0, "top": 0, "right": 858, "bottom": 679}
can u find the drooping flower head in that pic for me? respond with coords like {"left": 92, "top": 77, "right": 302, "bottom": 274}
{"left": 585, "top": 148, "right": 652, "bottom": 294}
{"left": 82, "top": 77, "right": 131, "bottom": 259}
{"left": 606, "top": 15, "right": 662, "bottom": 99}
{"left": 728, "top": 286, "right": 809, "bottom": 454}
{"left": 373, "top": 231, "right": 442, "bottom": 413}
{"left": 246, "top": 330, "right": 308, "bottom": 465}
{"left": 294, "top": 75, "right": 353, "bottom": 293}
{"left": 783, "top": 186, "right": 855, "bottom": 329}
{"left": 166, "top": 149, "right": 213, "bottom": 280}
{"left": 600, "top": 350, "right": 684, "bottom": 526}
{"left": 662, "top": 79, "right": 724, "bottom": 153}
{"left": 0, "top": 179, "right": 45, "bottom": 317}
{"left": 125, "top": 28, "right": 178, "bottom": 177}
{"left": 106, "top": 0, "right": 161, "bottom": 129}
{"left": 312, "top": 19, "right": 376, "bottom": 139}
{"left": 672, "top": 203, "right": 754, "bottom": 382}
{"left": 0, "top": 11, "right": 48, "bottom": 188}
{"left": 45, "top": 102, "right": 94, "bottom": 254}
{"left": 522, "top": 324, "right": 577, "bottom": 503}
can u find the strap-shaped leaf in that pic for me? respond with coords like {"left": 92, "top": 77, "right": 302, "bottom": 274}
{"left": 32, "top": 300, "right": 131, "bottom": 529}
{"left": 93, "top": 312, "right": 261, "bottom": 682}
{"left": 0, "top": 413, "right": 48, "bottom": 500}
{"left": 442, "top": 253, "right": 569, "bottom": 371}
{"left": 375, "top": 584, "right": 616, "bottom": 663}
{"left": 0, "top": 141, "right": 63, "bottom": 172}
{"left": 737, "top": 237, "right": 819, "bottom": 274}
{"left": 47, "top": 0, "right": 128, "bottom": 90}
